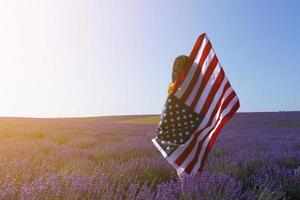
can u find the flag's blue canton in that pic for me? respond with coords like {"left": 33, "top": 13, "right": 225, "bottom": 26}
{"left": 155, "top": 94, "right": 203, "bottom": 155}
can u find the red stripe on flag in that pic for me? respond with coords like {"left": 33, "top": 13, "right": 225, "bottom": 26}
{"left": 194, "top": 82, "right": 231, "bottom": 140}
{"left": 180, "top": 42, "right": 212, "bottom": 102}
{"left": 185, "top": 137, "right": 205, "bottom": 174}
{"left": 175, "top": 135, "right": 197, "bottom": 166}
{"left": 198, "top": 101, "right": 240, "bottom": 172}
{"left": 190, "top": 56, "right": 218, "bottom": 109}
{"left": 198, "top": 69, "right": 225, "bottom": 116}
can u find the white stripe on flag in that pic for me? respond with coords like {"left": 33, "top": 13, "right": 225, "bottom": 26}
{"left": 151, "top": 138, "right": 167, "bottom": 158}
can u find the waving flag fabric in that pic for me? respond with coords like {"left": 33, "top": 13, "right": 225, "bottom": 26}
{"left": 152, "top": 33, "right": 240, "bottom": 176}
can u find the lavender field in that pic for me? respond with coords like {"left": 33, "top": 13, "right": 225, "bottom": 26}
{"left": 0, "top": 112, "right": 299, "bottom": 200}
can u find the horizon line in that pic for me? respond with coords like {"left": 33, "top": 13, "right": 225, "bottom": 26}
{"left": 0, "top": 110, "right": 298, "bottom": 119}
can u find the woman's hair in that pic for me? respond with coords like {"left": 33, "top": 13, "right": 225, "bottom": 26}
{"left": 172, "top": 55, "right": 189, "bottom": 82}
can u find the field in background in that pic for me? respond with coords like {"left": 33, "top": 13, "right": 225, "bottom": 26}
{"left": 0, "top": 112, "right": 299, "bottom": 199}
{"left": 119, "top": 115, "right": 160, "bottom": 124}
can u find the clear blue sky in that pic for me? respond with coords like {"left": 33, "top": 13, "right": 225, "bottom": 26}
{"left": 0, "top": 0, "right": 299, "bottom": 117}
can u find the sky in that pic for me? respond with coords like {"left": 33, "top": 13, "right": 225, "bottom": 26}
{"left": 0, "top": 0, "right": 299, "bottom": 117}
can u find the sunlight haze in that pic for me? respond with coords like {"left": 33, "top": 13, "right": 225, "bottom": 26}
{"left": 0, "top": 0, "right": 299, "bottom": 117}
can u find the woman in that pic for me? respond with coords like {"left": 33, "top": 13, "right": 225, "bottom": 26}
{"left": 168, "top": 55, "right": 189, "bottom": 185}
{"left": 168, "top": 55, "right": 189, "bottom": 94}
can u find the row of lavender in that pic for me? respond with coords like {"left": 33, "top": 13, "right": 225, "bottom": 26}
{"left": 1, "top": 166, "right": 299, "bottom": 199}
{"left": 0, "top": 112, "right": 298, "bottom": 199}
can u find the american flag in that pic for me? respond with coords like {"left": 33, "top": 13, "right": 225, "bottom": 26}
{"left": 152, "top": 33, "right": 240, "bottom": 176}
